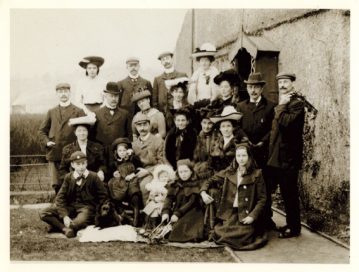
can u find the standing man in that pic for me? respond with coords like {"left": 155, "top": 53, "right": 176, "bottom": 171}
{"left": 94, "top": 82, "right": 131, "bottom": 174}
{"left": 132, "top": 113, "right": 165, "bottom": 204}
{"left": 237, "top": 72, "right": 276, "bottom": 230}
{"left": 39, "top": 83, "right": 86, "bottom": 194}
{"left": 117, "top": 57, "right": 152, "bottom": 122}
{"left": 267, "top": 72, "right": 305, "bottom": 238}
{"left": 152, "top": 51, "right": 187, "bottom": 113}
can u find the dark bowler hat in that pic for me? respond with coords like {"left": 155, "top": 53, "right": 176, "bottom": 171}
{"left": 55, "top": 83, "right": 71, "bottom": 90}
{"left": 79, "top": 56, "right": 105, "bottom": 69}
{"left": 104, "top": 82, "right": 121, "bottom": 95}
{"left": 244, "top": 73, "right": 266, "bottom": 85}
{"left": 69, "top": 151, "right": 87, "bottom": 162}
{"left": 214, "top": 69, "right": 240, "bottom": 86}
{"left": 126, "top": 57, "right": 140, "bottom": 64}
{"left": 131, "top": 89, "right": 152, "bottom": 103}
{"left": 276, "top": 72, "right": 296, "bottom": 81}
{"left": 112, "top": 137, "right": 132, "bottom": 150}
{"left": 158, "top": 51, "right": 173, "bottom": 60}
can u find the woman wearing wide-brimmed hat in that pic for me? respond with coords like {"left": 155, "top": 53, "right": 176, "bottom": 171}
{"left": 130, "top": 88, "right": 166, "bottom": 140}
{"left": 188, "top": 43, "right": 220, "bottom": 105}
{"left": 76, "top": 56, "right": 107, "bottom": 113}
{"left": 209, "top": 105, "right": 244, "bottom": 172}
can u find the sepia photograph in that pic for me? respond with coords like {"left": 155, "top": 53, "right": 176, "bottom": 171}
{"left": 3, "top": 0, "right": 355, "bottom": 267}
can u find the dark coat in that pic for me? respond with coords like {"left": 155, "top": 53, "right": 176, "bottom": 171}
{"left": 38, "top": 104, "right": 86, "bottom": 161}
{"left": 237, "top": 97, "right": 276, "bottom": 167}
{"left": 55, "top": 171, "right": 108, "bottom": 218}
{"left": 107, "top": 176, "right": 141, "bottom": 202}
{"left": 162, "top": 178, "right": 205, "bottom": 242}
{"left": 164, "top": 127, "right": 197, "bottom": 169}
{"left": 209, "top": 133, "right": 237, "bottom": 172}
{"left": 152, "top": 70, "right": 187, "bottom": 113}
{"left": 267, "top": 96, "right": 305, "bottom": 170}
{"left": 58, "top": 140, "right": 106, "bottom": 184}
{"left": 94, "top": 106, "right": 131, "bottom": 147}
{"left": 201, "top": 168, "right": 266, "bottom": 222}
{"left": 117, "top": 76, "right": 153, "bottom": 120}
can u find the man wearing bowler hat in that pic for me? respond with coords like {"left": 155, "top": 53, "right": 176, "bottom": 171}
{"left": 152, "top": 51, "right": 187, "bottom": 113}
{"left": 237, "top": 72, "right": 276, "bottom": 230}
{"left": 39, "top": 83, "right": 86, "bottom": 194}
{"left": 93, "top": 82, "right": 131, "bottom": 175}
{"left": 117, "top": 57, "right": 152, "bottom": 123}
{"left": 267, "top": 72, "right": 305, "bottom": 238}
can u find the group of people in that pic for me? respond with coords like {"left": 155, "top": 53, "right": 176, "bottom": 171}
{"left": 38, "top": 43, "right": 305, "bottom": 250}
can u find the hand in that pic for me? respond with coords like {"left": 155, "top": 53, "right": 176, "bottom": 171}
{"left": 136, "top": 168, "right": 149, "bottom": 178}
{"left": 161, "top": 214, "right": 169, "bottom": 223}
{"left": 170, "top": 215, "right": 179, "bottom": 223}
{"left": 63, "top": 216, "right": 73, "bottom": 228}
{"left": 201, "top": 191, "right": 214, "bottom": 205}
{"left": 125, "top": 173, "right": 136, "bottom": 181}
{"left": 97, "top": 170, "right": 105, "bottom": 182}
{"left": 241, "top": 216, "right": 254, "bottom": 225}
{"left": 279, "top": 93, "right": 292, "bottom": 105}
{"left": 113, "top": 171, "right": 120, "bottom": 178}
{"left": 46, "top": 141, "right": 56, "bottom": 147}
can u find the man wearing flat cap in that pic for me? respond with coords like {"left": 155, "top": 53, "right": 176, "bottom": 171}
{"left": 93, "top": 82, "right": 131, "bottom": 176}
{"left": 267, "top": 72, "right": 305, "bottom": 238}
{"left": 132, "top": 113, "right": 165, "bottom": 204}
{"left": 152, "top": 51, "right": 187, "bottom": 113}
{"left": 237, "top": 72, "right": 276, "bottom": 230}
{"left": 39, "top": 83, "right": 86, "bottom": 194}
{"left": 117, "top": 57, "right": 152, "bottom": 123}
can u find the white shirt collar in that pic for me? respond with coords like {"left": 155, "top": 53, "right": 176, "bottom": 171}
{"left": 73, "top": 169, "right": 89, "bottom": 179}
{"left": 223, "top": 135, "right": 234, "bottom": 147}
{"left": 59, "top": 100, "right": 71, "bottom": 107}
{"left": 250, "top": 95, "right": 262, "bottom": 105}
{"left": 164, "top": 66, "right": 175, "bottom": 74}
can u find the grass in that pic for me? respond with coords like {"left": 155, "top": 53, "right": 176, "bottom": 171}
{"left": 10, "top": 208, "right": 234, "bottom": 262}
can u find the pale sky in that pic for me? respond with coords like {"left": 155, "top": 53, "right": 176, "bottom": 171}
{"left": 10, "top": 9, "right": 188, "bottom": 80}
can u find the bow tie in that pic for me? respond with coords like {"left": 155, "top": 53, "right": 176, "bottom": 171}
{"left": 75, "top": 175, "right": 84, "bottom": 185}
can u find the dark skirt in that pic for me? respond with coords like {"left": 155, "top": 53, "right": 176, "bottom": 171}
{"left": 213, "top": 209, "right": 268, "bottom": 250}
{"left": 168, "top": 207, "right": 205, "bottom": 243}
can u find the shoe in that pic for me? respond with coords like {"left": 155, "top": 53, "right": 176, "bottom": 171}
{"left": 278, "top": 228, "right": 300, "bottom": 239}
{"left": 62, "top": 227, "right": 75, "bottom": 238}
{"left": 277, "top": 225, "right": 289, "bottom": 232}
{"left": 46, "top": 226, "right": 60, "bottom": 233}
{"left": 265, "top": 220, "right": 278, "bottom": 231}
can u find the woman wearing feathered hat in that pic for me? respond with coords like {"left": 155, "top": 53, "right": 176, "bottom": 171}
{"left": 209, "top": 105, "right": 244, "bottom": 172}
{"left": 130, "top": 88, "right": 166, "bottom": 140}
{"left": 76, "top": 56, "right": 107, "bottom": 113}
{"left": 188, "top": 43, "right": 220, "bottom": 105}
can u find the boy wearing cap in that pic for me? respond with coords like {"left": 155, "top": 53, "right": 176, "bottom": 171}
{"left": 267, "top": 72, "right": 305, "bottom": 238}
{"left": 152, "top": 51, "right": 187, "bottom": 112}
{"left": 237, "top": 72, "right": 276, "bottom": 230}
{"left": 39, "top": 83, "right": 86, "bottom": 194}
{"left": 117, "top": 57, "right": 152, "bottom": 122}
{"left": 39, "top": 151, "right": 108, "bottom": 238}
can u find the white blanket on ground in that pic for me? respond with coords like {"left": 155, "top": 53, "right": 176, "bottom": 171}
{"left": 78, "top": 225, "right": 144, "bottom": 243}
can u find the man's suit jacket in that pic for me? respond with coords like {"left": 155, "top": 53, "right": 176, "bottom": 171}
{"left": 118, "top": 76, "right": 152, "bottom": 115}
{"left": 38, "top": 104, "right": 85, "bottom": 161}
{"left": 152, "top": 70, "right": 187, "bottom": 112}
{"left": 94, "top": 106, "right": 131, "bottom": 147}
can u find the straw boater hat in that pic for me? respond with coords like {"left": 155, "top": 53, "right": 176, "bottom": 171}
{"left": 131, "top": 89, "right": 152, "bottom": 103}
{"left": 276, "top": 72, "right": 296, "bottom": 81}
{"left": 191, "top": 43, "right": 217, "bottom": 59}
{"left": 244, "top": 73, "right": 266, "bottom": 85}
{"left": 210, "top": 105, "right": 243, "bottom": 124}
{"left": 165, "top": 77, "right": 189, "bottom": 91}
{"left": 68, "top": 115, "right": 96, "bottom": 128}
{"left": 79, "top": 56, "right": 105, "bottom": 69}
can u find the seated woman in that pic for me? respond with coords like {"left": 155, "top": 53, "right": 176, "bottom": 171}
{"left": 200, "top": 143, "right": 268, "bottom": 250}
{"left": 164, "top": 108, "right": 197, "bottom": 170}
{"left": 58, "top": 117, "right": 105, "bottom": 194}
{"left": 209, "top": 105, "right": 243, "bottom": 173}
{"left": 131, "top": 88, "right": 166, "bottom": 140}
{"left": 188, "top": 43, "right": 219, "bottom": 104}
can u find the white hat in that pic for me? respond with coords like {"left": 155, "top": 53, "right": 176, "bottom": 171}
{"left": 192, "top": 43, "right": 217, "bottom": 58}
{"left": 164, "top": 77, "right": 189, "bottom": 90}
{"left": 210, "top": 105, "right": 243, "bottom": 123}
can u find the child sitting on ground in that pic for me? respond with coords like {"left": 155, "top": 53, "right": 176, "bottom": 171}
{"left": 161, "top": 159, "right": 205, "bottom": 242}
